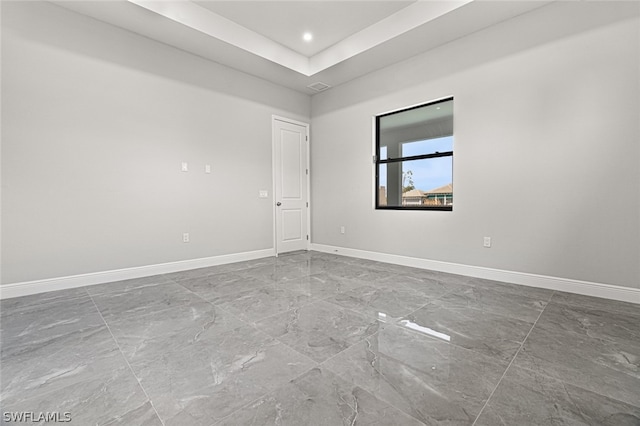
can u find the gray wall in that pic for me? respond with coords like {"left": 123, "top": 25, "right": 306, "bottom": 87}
{"left": 311, "top": 2, "right": 639, "bottom": 289}
{"left": 1, "top": 1, "right": 310, "bottom": 284}
{"left": 3, "top": 1, "right": 638, "bottom": 291}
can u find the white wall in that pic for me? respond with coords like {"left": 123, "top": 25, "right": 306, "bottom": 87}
{"left": 311, "top": 2, "right": 639, "bottom": 289}
{"left": 1, "top": 1, "right": 310, "bottom": 284}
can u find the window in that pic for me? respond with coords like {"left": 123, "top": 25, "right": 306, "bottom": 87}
{"left": 375, "top": 97, "right": 453, "bottom": 210}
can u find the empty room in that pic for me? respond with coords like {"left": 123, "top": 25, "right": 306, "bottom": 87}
{"left": 1, "top": 1, "right": 638, "bottom": 425}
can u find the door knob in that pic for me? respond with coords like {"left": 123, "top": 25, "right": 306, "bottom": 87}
{"left": 276, "top": 202, "right": 282, "bottom": 206}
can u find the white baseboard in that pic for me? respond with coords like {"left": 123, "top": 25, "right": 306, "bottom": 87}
{"left": 0, "top": 248, "right": 275, "bottom": 299}
{"left": 311, "top": 243, "right": 640, "bottom": 305}
{"left": 3, "top": 245, "right": 638, "bottom": 305}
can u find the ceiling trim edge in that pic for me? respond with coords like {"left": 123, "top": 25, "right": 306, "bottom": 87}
{"left": 127, "top": 0, "right": 474, "bottom": 77}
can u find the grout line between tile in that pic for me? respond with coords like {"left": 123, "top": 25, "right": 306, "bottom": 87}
{"left": 172, "top": 275, "right": 322, "bottom": 365}
{"left": 84, "top": 288, "right": 166, "bottom": 426}
{"left": 210, "top": 361, "right": 318, "bottom": 426}
{"left": 242, "top": 296, "right": 380, "bottom": 369}
{"left": 215, "top": 329, "right": 425, "bottom": 426}
{"left": 172, "top": 277, "right": 318, "bottom": 327}
{"left": 471, "top": 290, "right": 556, "bottom": 425}
{"left": 403, "top": 289, "right": 550, "bottom": 325}
{"left": 170, "top": 279, "right": 270, "bottom": 334}
{"left": 173, "top": 278, "right": 274, "bottom": 303}
{"left": 315, "top": 328, "right": 431, "bottom": 425}
{"left": 314, "top": 326, "right": 380, "bottom": 369}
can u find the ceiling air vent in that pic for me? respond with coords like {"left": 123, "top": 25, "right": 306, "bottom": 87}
{"left": 307, "top": 82, "right": 331, "bottom": 92}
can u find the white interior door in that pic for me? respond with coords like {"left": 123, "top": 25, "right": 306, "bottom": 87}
{"left": 273, "top": 117, "right": 309, "bottom": 254}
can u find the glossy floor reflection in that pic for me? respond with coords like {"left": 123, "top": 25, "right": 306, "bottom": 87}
{"left": 1, "top": 251, "right": 638, "bottom": 425}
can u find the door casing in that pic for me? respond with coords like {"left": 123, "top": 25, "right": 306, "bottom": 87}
{"left": 272, "top": 115, "right": 310, "bottom": 255}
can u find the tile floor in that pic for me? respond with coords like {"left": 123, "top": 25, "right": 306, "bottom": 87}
{"left": 1, "top": 251, "right": 638, "bottom": 425}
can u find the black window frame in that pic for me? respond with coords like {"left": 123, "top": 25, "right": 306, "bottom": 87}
{"left": 375, "top": 97, "right": 454, "bottom": 211}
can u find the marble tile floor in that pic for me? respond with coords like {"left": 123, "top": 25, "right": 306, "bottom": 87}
{"left": 1, "top": 251, "right": 638, "bottom": 425}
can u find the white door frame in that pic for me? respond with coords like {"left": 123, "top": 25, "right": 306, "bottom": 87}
{"left": 272, "top": 115, "right": 310, "bottom": 255}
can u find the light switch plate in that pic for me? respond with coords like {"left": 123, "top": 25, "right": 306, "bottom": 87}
{"left": 259, "top": 190, "right": 268, "bottom": 198}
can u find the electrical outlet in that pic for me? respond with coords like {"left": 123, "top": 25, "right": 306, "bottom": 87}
{"left": 181, "top": 162, "right": 188, "bottom": 172}
{"left": 340, "top": 226, "right": 345, "bottom": 234}
{"left": 183, "top": 233, "right": 190, "bottom": 243}
{"left": 205, "top": 164, "right": 211, "bottom": 173}
{"left": 483, "top": 236, "right": 491, "bottom": 248}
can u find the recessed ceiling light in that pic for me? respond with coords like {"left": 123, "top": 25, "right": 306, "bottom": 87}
{"left": 303, "top": 32, "right": 313, "bottom": 42}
